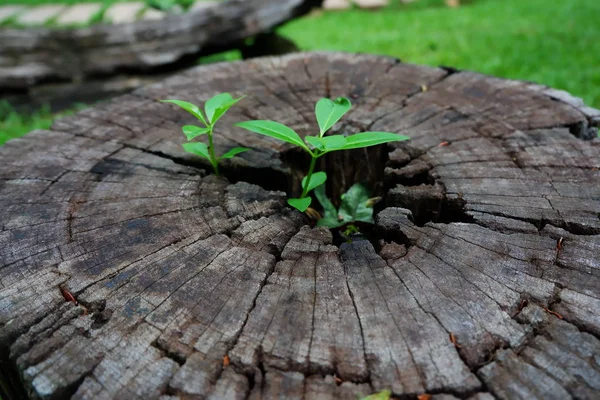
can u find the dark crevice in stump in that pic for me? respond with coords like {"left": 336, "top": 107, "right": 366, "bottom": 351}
{"left": 1, "top": 53, "right": 599, "bottom": 400}
{"left": 0, "top": 349, "right": 29, "bottom": 400}
{"left": 122, "top": 142, "right": 290, "bottom": 193}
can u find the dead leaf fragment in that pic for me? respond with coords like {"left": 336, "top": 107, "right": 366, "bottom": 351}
{"left": 305, "top": 207, "right": 321, "bottom": 220}
{"left": 542, "top": 307, "right": 563, "bottom": 319}
{"left": 449, "top": 332, "right": 462, "bottom": 348}
{"left": 517, "top": 298, "right": 528, "bottom": 313}
{"left": 60, "top": 287, "right": 78, "bottom": 305}
{"left": 366, "top": 196, "right": 382, "bottom": 207}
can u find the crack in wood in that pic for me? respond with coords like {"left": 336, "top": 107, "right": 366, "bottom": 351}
{"left": 344, "top": 271, "right": 373, "bottom": 389}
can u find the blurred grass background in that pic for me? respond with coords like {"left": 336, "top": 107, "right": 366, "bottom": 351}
{"left": 1, "top": 0, "right": 599, "bottom": 144}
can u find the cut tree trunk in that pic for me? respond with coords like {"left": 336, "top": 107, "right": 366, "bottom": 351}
{"left": 1, "top": 52, "right": 599, "bottom": 400}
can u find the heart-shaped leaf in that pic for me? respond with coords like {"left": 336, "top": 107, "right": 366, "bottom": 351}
{"left": 301, "top": 171, "right": 327, "bottom": 194}
{"left": 315, "top": 97, "right": 352, "bottom": 135}
{"left": 220, "top": 147, "right": 250, "bottom": 160}
{"left": 182, "top": 142, "right": 211, "bottom": 161}
{"left": 205, "top": 93, "right": 245, "bottom": 126}
{"left": 235, "top": 120, "right": 310, "bottom": 152}
{"left": 342, "top": 132, "right": 410, "bottom": 150}
{"left": 288, "top": 197, "right": 312, "bottom": 212}
{"left": 161, "top": 99, "right": 208, "bottom": 126}
{"left": 182, "top": 125, "right": 209, "bottom": 140}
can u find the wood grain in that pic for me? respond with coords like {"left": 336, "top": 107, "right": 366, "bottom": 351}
{"left": 0, "top": 0, "right": 322, "bottom": 88}
{"left": 1, "top": 52, "right": 599, "bottom": 399}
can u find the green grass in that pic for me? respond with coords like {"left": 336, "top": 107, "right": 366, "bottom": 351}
{"left": 1, "top": 0, "right": 599, "bottom": 145}
{"left": 281, "top": 0, "right": 600, "bottom": 108}
{"left": 0, "top": 104, "right": 53, "bottom": 144}
{"left": 0, "top": 102, "right": 85, "bottom": 144}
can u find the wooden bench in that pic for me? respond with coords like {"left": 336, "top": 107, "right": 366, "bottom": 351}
{"left": 1, "top": 52, "right": 599, "bottom": 400}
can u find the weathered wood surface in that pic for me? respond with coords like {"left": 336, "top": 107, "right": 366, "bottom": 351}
{"left": 0, "top": 0, "right": 320, "bottom": 88}
{"left": 0, "top": 0, "right": 320, "bottom": 111}
{"left": 1, "top": 52, "right": 599, "bottom": 400}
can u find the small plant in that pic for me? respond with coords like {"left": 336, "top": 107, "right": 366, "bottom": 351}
{"left": 161, "top": 93, "right": 248, "bottom": 175}
{"left": 315, "top": 183, "right": 379, "bottom": 228}
{"left": 235, "top": 97, "right": 409, "bottom": 215}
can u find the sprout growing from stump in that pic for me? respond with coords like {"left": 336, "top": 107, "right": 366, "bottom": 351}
{"left": 161, "top": 93, "right": 248, "bottom": 175}
{"left": 235, "top": 97, "right": 410, "bottom": 221}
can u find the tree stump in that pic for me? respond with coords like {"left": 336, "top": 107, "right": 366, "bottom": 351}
{"left": 1, "top": 52, "right": 599, "bottom": 400}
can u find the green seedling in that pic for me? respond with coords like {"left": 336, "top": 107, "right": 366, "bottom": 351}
{"left": 235, "top": 97, "right": 409, "bottom": 215}
{"left": 315, "top": 183, "right": 379, "bottom": 228}
{"left": 162, "top": 93, "right": 248, "bottom": 175}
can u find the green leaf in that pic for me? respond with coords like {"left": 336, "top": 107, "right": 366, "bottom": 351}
{"left": 301, "top": 171, "right": 327, "bottom": 194}
{"left": 161, "top": 99, "right": 208, "bottom": 126}
{"left": 314, "top": 184, "right": 375, "bottom": 228}
{"left": 315, "top": 97, "right": 352, "bottom": 135}
{"left": 305, "top": 135, "right": 347, "bottom": 152}
{"left": 146, "top": 0, "right": 176, "bottom": 11}
{"left": 360, "top": 389, "right": 392, "bottom": 400}
{"left": 314, "top": 185, "right": 336, "bottom": 217}
{"left": 320, "top": 135, "right": 347, "bottom": 150}
{"left": 317, "top": 216, "right": 344, "bottom": 228}
{"left": 288, "top": 197, "right": 312, "bottom": 212}
{"left": 342, "top": 132, "right": 410, "bottom": 150}
{"left": 235, "top": 120, "right": 309, "bottom": 152}
{"left": 182, "top": 142, "right": 211, "bottom": 161}
{"left": 182, "top": 125, "right": 209, "bottom": 140}
{"left": 305, "top": 135, "right": 324, "bottom": 151}
{"left": 205, "top": 93, "right": 245, "bottom": 126}
{"left": 339, "top": 183, "right": 374, "bottom": 225}
{"left": 354, "top": 203, "right": 375, "bottom": 223}
{"left": 219, "top": 147, "right": 250, "bottom": 160}
{"left": 314, "top": 185, "right": 344, "bottom": 228}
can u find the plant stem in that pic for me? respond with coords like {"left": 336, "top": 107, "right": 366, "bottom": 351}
{"left": 301, "top": 154, "right": 318, "bottom": 198}
{"left": 207, "top": 128, "right": 219, "bottom": 176}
